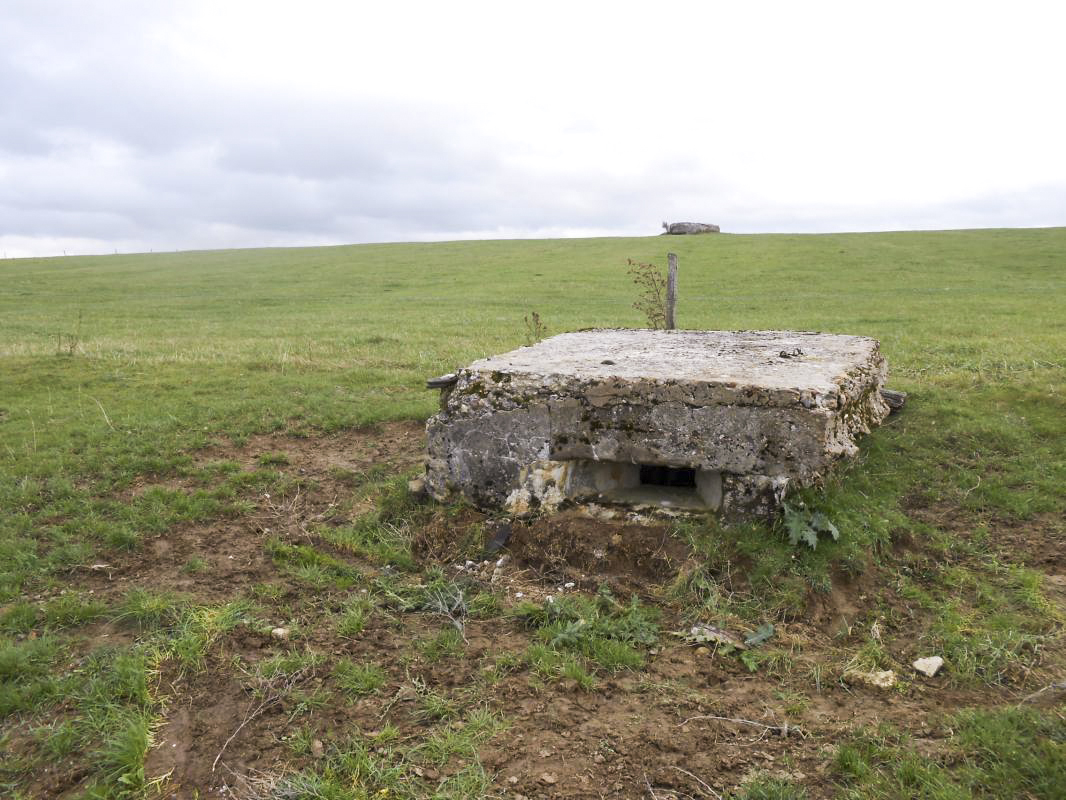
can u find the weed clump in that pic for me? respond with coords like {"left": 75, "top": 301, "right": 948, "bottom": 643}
{"left": 335, "top": 596, "right": 374, "bottom": 638}
{"left": 511, "top": 587, "right": 659, "bottom": 674}
{"left": 257, "top": 451, "right": 291, "bottom": 466}
{"left": 626, "top": 258, "right": 668, "bottom": 328}
{"left": 523, "top": 310, "right": 547, "bottom": 345}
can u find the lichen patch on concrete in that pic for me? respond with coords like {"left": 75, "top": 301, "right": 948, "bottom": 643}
{"left": 425, "top": 329, "right": 889, "bottom": 519}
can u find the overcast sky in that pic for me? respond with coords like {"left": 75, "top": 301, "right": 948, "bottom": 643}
{"left": 2, "top": 1, "right": 1064, "bottom": 258}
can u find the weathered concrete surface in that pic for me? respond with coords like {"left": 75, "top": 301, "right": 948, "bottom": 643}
{"left": 425, "top": 329, "right": 889, "bottom": 519}
{"left": 662, "top": 221, "right": 721, "bottom": 234}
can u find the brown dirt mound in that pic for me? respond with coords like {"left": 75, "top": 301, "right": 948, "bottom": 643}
{"left": 412, "top": 507, "right": 693, "bottom": 597}
{"left": 412, "top": 506, "right": 489, "bottom": 563}
{"left": 508, "top": 512, "right": 691, "bottom": 596}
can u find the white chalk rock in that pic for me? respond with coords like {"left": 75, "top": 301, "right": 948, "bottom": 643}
{"left": 847, "top": 669, "right": 897, "bottom": 689}
{"left": 913, "top": 656, "right": 944, "bottom": 677}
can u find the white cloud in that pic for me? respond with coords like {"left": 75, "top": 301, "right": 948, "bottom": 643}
{"left": 1, "top": 0, "right": 1064, "bottom": 257}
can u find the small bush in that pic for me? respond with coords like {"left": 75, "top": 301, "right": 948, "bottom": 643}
{"left": 523, "top": 311, "right": 547, "bottom": 345}
{"left": 627, "top": 258, "right": 668, "bottom": 329}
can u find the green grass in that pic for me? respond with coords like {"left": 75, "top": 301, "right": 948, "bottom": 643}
{"left": 414, "top": 686, "right": 460, "bottom": 721}
{"left": 2, "top": 231, "right": 1064, "bottom": 600}
{"left": 265, "top": 537, "right": 363, "bottom": 589}
{"left": 2, "top": 644, "right": 160, "bottom": 797}
{"left": 512, "top": 590, "right": 659, "bottom": 675}
{"left": 419, "top": 626, "right": 465, "bottom": 663}
{"left": 257, "top": 451, "right": 290, "bottom": 466}
{"left": 1, "top": 229, "right": 1064, "bottom": 797}
{"left": 180, "top": 555, "right": 208, "bottom": 574}
{"left": 334, "top": 595, "right": 374, "bottom": 638}
{"left": 730, "top": 775, "right": 808, "bottom": 800}
{"left": 332, "top": 659, "right": 387, "bottom": 698}
{"left": 259, "top": 648, "right": 325, "bottom": 680}
{"left": 416, "top": 707, "right": 506, "bottom": 766}
{"left": 114, "top": 588, "right": 185, "bottom": 630}
{"left": 318, "top": 473, "right": 430, "bottom": 571}
{"left": 833, "top": 708, "right": 1066, "bottom": 799}
{"left": 251, "top": 726, "right": 499, "bottom": 800}
{"left": 525, "top": 642, "right": 599, "bottom": 690}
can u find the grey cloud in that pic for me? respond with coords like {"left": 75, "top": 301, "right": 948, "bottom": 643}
{"left": 2, "top": 3, "right": 1064, "bottom": 257}
{"left": 0, "top": 6, "right": 720, "bottom": 250}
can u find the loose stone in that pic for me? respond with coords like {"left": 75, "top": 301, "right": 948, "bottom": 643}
{"left": 913, "top": 656, "right": 944, "bottom": 677}
{"left": 846, "top": 669, "right": 898, "bottom": 689}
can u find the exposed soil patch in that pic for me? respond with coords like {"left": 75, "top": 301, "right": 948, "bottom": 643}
{"left": 906, "top": 499, "right": 1066, "bottom": 570}
{"left": 28, "top": 422, "right": 1065, "bottom": 800}
{"left": 68, "top": 421, "right": 426, "bottom": 607}
{"left": 198, "top": 419, "right": 425, "bottom": 475}
{"left": 508, "top": 512, "right": 691, "bottom": 596}
{"left": 145, "top": 620, "right": 985, "bottom": 800}
{"left": 415, "top": 508, "right": 692, "bottom": 598}
{"left": 3, "top": 719, "right": 93, "bottom": 799}
{"left": 805, "top": 561, "right": 887, "bottom": 636}
{"left": 412, "top": 506, "right": 489, "bottom": 563}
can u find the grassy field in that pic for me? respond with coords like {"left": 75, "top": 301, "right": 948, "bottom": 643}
{"left": 1, "top": 229, "right": 1064, "bottom": 799}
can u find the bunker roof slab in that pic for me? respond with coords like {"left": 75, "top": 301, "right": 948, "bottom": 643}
{"left": 467, "top": 329, "right": 883, "bottom": 409}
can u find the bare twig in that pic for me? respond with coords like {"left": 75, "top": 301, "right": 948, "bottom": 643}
{"left": 220, "top": 764, "right": 295, "bottom": 800}
{"left": 72, "top": 562, "right": 115, "bottom": 579}
{"left": 675, "top": 714, "right": 800, "bottom": 738}
{"left": 672, "top": 766, "right": 723, "bottom": 799}
{"left": 643, "top": 771, "right": 661, "bottom": 800}
{"left": 213, "top": 696, "right": 277, "bottom": 772}
{"left": 88, "top": 395, "right": 116, "bottom": 431}
{"left": 1019, "top": 681, "right": 1066, "bottom": 705}
{"left": 378, "top": 685, "right": 407, "bottom": 720}
{"left": 213, "top": 666, "right": 312, "bottom": 772}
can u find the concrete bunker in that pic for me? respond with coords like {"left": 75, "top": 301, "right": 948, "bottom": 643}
{"left": 546, "top": 459, "right": 722, "bottom": 511}
{"left": 424, "top": 329, "right": 892, "bottom": 520}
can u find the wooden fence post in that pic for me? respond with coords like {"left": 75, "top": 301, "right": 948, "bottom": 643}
{"left": 666, "top": 253, "right": 678, "bottom": 329}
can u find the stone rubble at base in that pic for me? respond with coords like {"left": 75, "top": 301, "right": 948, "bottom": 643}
{"left": 424, "top": 329, "right": 890, "bottom": 520}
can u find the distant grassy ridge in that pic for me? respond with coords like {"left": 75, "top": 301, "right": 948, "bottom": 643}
{"left": 3, "top": 228, "right": 1064, "bottom": 491}
{"left": 4, "top": 231, "right": 1064, "bottom": 363}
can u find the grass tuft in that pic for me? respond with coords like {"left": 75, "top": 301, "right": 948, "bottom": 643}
{"left": 333, "top": 659, "right": 387, "bottom": 698}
